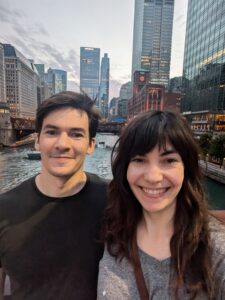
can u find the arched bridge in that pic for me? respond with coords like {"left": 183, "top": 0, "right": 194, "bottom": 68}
{"left": 97, "top": 121, "right": 126, "bottom": 134}
{"left": 11, "top": 117, "right": 36, "bottom": 138}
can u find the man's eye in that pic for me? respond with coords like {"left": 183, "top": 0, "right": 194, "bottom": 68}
{"left": 45, "top": 130, "right": 56, "bottom": 135}
{"left": 70, "top": 132, "right": 84, "bottom": 138}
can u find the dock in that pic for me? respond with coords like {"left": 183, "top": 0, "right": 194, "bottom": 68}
{"left": 199, "top": 160, "right": 225, "bottom": 185}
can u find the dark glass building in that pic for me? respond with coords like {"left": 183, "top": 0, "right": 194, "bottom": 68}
{"left": 132, "top": 0, "right": 174, "bottom": 87}
{"left": 99, "top": 53, "right": 110, "bottom": 119}
{"left": 182, "top": 0, "right": 225, "bottom": 133}
{"left": 80, "top": 47, "right": 100, "bottom": 100}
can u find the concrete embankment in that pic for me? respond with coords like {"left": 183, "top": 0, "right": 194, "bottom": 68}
{"left": 199, "top": 160, "right": 225, "bottom": 185}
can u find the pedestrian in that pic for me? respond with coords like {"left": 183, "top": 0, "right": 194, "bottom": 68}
{"left": 0, "top": 91, "right": 108, "bottom": 299}
{"left": 98, "top": 111, "right": 225, "bottom": 299}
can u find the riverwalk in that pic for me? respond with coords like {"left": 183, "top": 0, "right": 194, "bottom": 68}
{"left": 199, "top": 160, "right": 225, "bottom": 184}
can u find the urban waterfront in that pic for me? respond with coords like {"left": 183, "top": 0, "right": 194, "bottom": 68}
{"left": 0, "top": 133, "right": 224, "bottom": 210}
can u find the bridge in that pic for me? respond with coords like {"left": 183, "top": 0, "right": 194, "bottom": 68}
{"left": 10, "top": 118, "right": 125, "bottom": 137}
{"left": 97, "top": 121, "right": 126, "bottom": 134}
{"left": 11, "top": 117, "right": 36, "bottom": 138}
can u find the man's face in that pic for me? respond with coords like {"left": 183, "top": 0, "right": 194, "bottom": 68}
{"left": 35, "top": 107, "right": 95, "bottom": 180}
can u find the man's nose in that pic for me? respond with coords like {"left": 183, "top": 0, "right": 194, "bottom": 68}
{"left": 55, "top": 133, "right": 70, "bottom": 149}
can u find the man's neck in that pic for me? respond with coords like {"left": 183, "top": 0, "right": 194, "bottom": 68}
{"left": 35, "top": 171, "right": 87, "bottom": 198}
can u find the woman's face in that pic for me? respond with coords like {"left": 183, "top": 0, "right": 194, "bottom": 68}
{"left": 126, "top": 142, "right": 184, "bottom": 216}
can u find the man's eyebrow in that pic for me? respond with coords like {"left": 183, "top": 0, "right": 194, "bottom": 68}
{"left": 43, "top": 124, "right": 85, "bottom": 132}
{"left": 43, "top": 125, "right": 58, "bottom": 130}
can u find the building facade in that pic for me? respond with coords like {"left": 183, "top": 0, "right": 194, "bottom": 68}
{"left": 80, "top": 47, "right": 100, "bottom": 100}
{"left": 34, "top": 64, "right": 51, "bottom": 103}
{"left": 0, "top": 102, "right": 13, "bottom": 145}
{"left": 3, "top": 44, "right": 39, "bottom": 119}
{"left": 0, "top": 44, "right": 6, "bottom": 102}
{"left": 128, "top": 83, "right": 165, "bottom": 118}
{"left": 47, "top": 68, "right": 67, "bottom": 95}
{"left": 182, "top": 0, "right": 225, "bottom": 134}
{"left": 99, "top": 53, "right": 110, "bottom": 119}
{"left": 132, "top": 0, "right": 174, "bottom": 87}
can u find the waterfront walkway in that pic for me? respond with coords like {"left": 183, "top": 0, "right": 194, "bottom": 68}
{"left": 199, "top": 160, "right": 225, "bottom": 184}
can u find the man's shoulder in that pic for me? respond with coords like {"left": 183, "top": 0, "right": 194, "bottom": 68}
{"left": 86, "top": 172, "right": 109, "bottom": 187}
{"left": 84, "top": 173, "right": 109, "bottom": 206}
{"left": 0, "top": 176, "right": 36, "bottom": 203}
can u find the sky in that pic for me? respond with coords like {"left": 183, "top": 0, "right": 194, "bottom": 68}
{"left": 0, "top": 0, "right": 188, "bottom": 99}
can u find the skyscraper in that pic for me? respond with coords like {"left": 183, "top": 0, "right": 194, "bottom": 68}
{"left": 0, "top": 44, "right": 6, "bottom": 102}
{"left": 99, "top": 53, "right": 110, "bottom": 119}
{"left": 182, "top": 0, "right": 225, "bottom": 134}
{"left": 132, "top": 0, "right": 174, "bottom": 87}
{"left": 80, "top": 47, "right": 100, "bottom": 100}
{"left": 3, "top": 44, "right": 39, "bottom": 119}
{"left": 47, "top": 68, "right": 67, "bottom": 95}
{"left": 34, "top": 64, "right": 51, "bottom": 102}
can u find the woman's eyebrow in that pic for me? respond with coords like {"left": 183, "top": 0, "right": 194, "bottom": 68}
{"left": 160, "top": 149, "right": 177, "bottom": 156}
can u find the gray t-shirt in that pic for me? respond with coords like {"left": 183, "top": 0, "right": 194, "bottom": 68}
{"left": 97, "top": 219, "right": 225, "bottom": 299}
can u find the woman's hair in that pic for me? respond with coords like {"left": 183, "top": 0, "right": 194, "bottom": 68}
{"left": 104, "top": 111, "right": 214, "bottom": 298}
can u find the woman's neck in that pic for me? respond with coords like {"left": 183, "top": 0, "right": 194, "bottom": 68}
{"left": 137, "top": 210, "right": 174, "bottom": 260}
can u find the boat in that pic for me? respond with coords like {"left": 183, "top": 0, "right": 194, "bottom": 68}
{"left": 27, "top": 151, "right": 41, "bottom": 160}
{"left": 97, "top": 141, "right": 106, "bottom": 148}
{"left": 9, "top": 133, "right": 37, "bottom": 148}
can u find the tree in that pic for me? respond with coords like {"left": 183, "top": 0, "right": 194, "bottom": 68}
{"left": 198, "top": 133, "right": 212, "bottom": 158}
{"left": 209, "top": 134, "right": 225, "bottom": 166}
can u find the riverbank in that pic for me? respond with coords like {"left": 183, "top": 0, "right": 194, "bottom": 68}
{"left": 199, "top": 160, "right": 225, "bottom": 184}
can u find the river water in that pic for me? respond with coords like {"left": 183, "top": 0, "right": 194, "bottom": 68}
{"left": 0, "top": 133, "right": 224, "bottom": 209}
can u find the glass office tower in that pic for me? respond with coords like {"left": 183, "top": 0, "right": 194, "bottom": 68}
{"left": 80, "top": 47, "right": 100, "bottom": 100}
{"left": 182, "top": 0, "right": 225, "bottom": 133}
{"left": 47, "top": 68, "right": 67, "bottom": 94}
{"left": 132, "top": 0, "right": 174, "bottom": 87}
{"left": 99, "top": 53, "right": 110, "bottom": 119}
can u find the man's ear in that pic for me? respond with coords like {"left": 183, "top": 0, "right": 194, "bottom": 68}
{"left": 87, "top": 138, "right": 95, "bottom": 155}
{"left": 34, "top": 135, "right": 40, "bottom": 151}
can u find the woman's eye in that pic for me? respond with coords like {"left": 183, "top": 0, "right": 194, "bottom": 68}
{"left": 166, "top": 158, "right": 177, "bottom": 163}
{"left": 131, "top": 157, "right": 144, "bottom": 163}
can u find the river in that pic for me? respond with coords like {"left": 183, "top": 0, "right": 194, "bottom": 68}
{"left": 0, "top": 133, "right": 224, "bottom": 209}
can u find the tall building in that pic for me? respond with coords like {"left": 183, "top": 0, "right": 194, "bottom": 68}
{"left": 3, "top": 44, "right": 39, "bottom": 119}
{"left": 99, "top": 53, "right": 110, "bottom": 119}
{"left": 34, "top": 64, "right": 51, "bottom": 102}
{"left": 182, "top": 0, "right": 225, "bottom": 134}
{"left": 47, "top": 68, "right": 67, "bottom": 95}
{"left": 132, "top": 0, "right": 174, "bottom": 87}
{"left": 80, "top": 47, "right": 100, "bottom": 100}
{"left": 119, "top": 81, "right": 133, "bottom": 100}
{"left": 0, "top": 44, "right": 6, "bottom": 102}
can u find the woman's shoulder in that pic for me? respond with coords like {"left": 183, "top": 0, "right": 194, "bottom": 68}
{"left": 209, "top": 217, "right": 225, "bottom": 256}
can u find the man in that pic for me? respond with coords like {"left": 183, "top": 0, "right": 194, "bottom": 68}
{"left": 0, "top": 91, "right": 107, "bottom": 299}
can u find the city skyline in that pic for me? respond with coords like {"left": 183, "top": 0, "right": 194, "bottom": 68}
{"left": 0, "top": 0, "right": 188, "bottom": 98}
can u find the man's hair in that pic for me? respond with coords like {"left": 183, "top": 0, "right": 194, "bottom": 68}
{"left": 36, "top": 91, "right": 101, "bottom": 140}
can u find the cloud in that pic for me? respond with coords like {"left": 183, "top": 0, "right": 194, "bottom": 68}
{"left": 0, "top": 2, "right": 25, "bottom": 25}
{"left": 0, "top": 0, "right": 120, "bottom": 98}
{"left": 109, "top": 79, "right": 122, "bottom": 99}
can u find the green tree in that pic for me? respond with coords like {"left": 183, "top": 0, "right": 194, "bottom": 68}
{"left": 209, "top": 134, "right": 225, "bottom": 166}
{"left": 198, "top": 133, "right": 212, "bottom": 159}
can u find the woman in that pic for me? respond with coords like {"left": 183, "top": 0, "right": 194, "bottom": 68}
{"left": 98, "top": 111, "right": 225, "bottom": 300}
